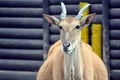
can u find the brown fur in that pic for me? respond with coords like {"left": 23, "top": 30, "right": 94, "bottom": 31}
{"left": 36, "top": 40, "right": 108, "bottom": 80}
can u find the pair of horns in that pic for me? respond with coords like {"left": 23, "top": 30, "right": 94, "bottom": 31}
{"left": 60, "top": 2, "right": 91, "bottom": 19}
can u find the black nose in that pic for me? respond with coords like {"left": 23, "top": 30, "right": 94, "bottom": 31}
{"left": 63, "top": 42, "right": 70, "bottom": 48}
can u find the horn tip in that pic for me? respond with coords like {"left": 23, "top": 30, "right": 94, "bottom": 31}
{"left": 61, "top": 2, "right": 64, "bottom": 5}
{"left": 87, "top": 4, "right": 91, "bottom": 6}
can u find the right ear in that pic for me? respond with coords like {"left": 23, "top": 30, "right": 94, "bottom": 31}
{"left": 80, "top": 13, "right": 95, "bottom": 28}
{"left": 43, "top": 14, "right": 60, "bottom": 26}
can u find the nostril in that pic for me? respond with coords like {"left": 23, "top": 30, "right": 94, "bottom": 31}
{"left": 67, "top": 43, "right": 70, "bottom": 47}
{"left": 63, "top": 42, "right": 70, "bottom": 48}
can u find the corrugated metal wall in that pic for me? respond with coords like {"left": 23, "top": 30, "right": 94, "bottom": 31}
{"left": 110, "top": 0, "right": 120, "bottom": 80}
{"left": 0, "top": 0, "right": 43, "bottom": 80}
{"left": 1, "top": 0, "right": 120, "bottom": 80}
{"left": 0, "top": 0, "right": 104, "bottom": 80}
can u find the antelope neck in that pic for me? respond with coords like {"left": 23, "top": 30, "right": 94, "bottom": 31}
{"left": 64, "top": 41, "right": 82, "bottom": 80}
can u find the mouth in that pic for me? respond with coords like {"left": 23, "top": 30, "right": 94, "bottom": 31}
{"left": 62, "top": 47, "right": 72, "bottom": 53}
{"left": 60, "top": 44, "right": 73, "bottom": 54}
{"left": 63, "top": 47, "right": 69, "bottom": 52}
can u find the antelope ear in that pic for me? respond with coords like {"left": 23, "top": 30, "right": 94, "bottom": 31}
{"left": 80, "top": 13, "right": 95, "bottom": 28}
{"left": 43, "top": 14, "right": 60, "bottom": 26}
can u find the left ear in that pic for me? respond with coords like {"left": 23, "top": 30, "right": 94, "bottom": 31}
{"left": 80, "top": 13, "right": 96, "bottom": 27}
{"left": 43, "top": 14, "right": 60, "bottom": 26}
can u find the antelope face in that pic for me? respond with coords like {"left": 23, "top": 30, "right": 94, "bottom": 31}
{"left": 43, "top": 2, "right": 95, "bottom": 54}
{"left": 58, "top": 17, "right": 81, "bottom": 53}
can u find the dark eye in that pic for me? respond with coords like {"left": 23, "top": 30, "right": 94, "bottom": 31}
{"left": 58, "top": 26, "right": 63, "bottom": 30}
{"left": 75, "top": 25, "right": 80, "bottom": 29}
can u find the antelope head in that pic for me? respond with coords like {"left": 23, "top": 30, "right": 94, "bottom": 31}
{"left": 43, "top": 2, "right": 95, "bottom": 54}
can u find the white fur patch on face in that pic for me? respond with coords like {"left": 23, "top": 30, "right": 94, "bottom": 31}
{"left": 71, "top": 40, "right": 78, "bottom": 50}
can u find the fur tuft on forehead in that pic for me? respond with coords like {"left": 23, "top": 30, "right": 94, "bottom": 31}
{"left": 60, "top": 16, "right": 80, "bottom": 24}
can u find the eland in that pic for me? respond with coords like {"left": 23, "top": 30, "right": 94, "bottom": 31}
{"left": 37, "top": 2, "right": 108, "bottom": 80}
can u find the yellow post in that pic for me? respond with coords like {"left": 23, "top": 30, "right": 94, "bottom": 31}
{"left": 91, "top": 24, "right": 102, "bottom": 58}
{"left": 79, "top": 2, "right": 90, "bottom": 43}
{"left": 79, "top": 2, "right": 102, "bottom": 58}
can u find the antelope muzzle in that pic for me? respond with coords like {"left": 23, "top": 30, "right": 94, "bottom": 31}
{"left": 62, "top": 42, "right": 70, "bottom": 53}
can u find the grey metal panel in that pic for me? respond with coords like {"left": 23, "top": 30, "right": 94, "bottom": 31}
{"left": 43, "top": 0, "right": 49, "bottom": 60}
{"left": 0, "top": 8, "right": 43, "bottom": 17}
{"left": 110, "top": 19, "right": 120, "bottom": 29}
{"left": 110, "top": 30, "right": 120, "bottom": 39}
{"left": 109, "top": 0, "right": 120, "bottom": 80}
{"left": 49, "top": 5, "right": 79, "bottom": 15}
{"left": 91, "top": 4, "right": 102, "bottom": 14}
{"left": 0, "top": 0, "right": 43, "bottom": 8}
{"left": 0, "top": 18, "right": 43, "bottom": 28}
{"left": 110, "top": 40, "right": 120, "bottom": 49}
{"left": 0, "top": 28, "right": 43, "bottom": 39}
{"left": 0, "top": 70, "right": 37, "bottom": 80}
{"left": 110, "top": 0, "right": 120, "bottom": 8}
{"left": 50, "top": 27, "right": 59, "bottom": 34}
{"left": 110, "top": 50, "right": 120, "bottom": 59}
{"left": 0, "top": 49, "right": 43, "bottom": 60}
{"left": 50, "top": 35, "right": 60, "bottom": 44}
{"left": 111, "top": 60, "right": 120, "bottom": 69}
{"left": 111, "top": 70, "right": 120, "bottom": 80}
{"left": 110, "top": 8, "right": 120, "bottom": 19}
{"left": 49, "top": 0, "right": 102, "bottom": 5}
{"left": 0, "top": 39, "right": 43, "bottom": 49}
{"left": 0, "top": 59, "right": 43, "bottom": 71}
{"left": 50, "top": 0, "right": 80, "bottom": 5}
{"left": 92, "top": 15, "right": 102, "bottom": 23}
{"left": 0, "top": 0, "right": 43, "bottom": 80}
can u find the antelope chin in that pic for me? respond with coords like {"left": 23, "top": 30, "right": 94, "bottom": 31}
{"left": 63, "top": 49, "right": 72, "bottom": 54}
{"left": 66, "top": 50, "right": 72, "bottom": 54}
